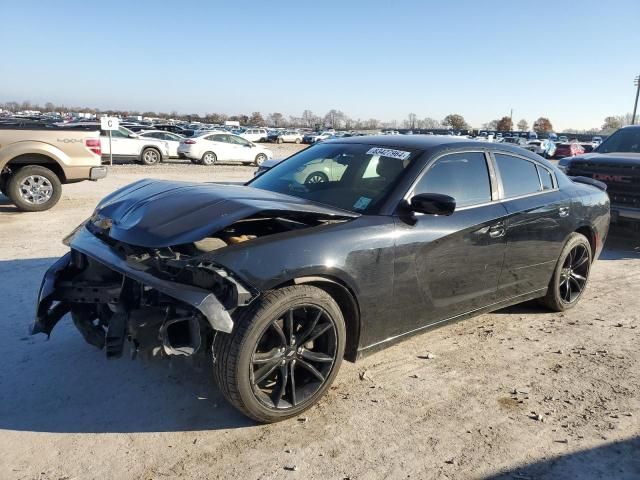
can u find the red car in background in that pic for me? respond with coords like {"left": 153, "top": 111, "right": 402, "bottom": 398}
{"left": 554, "top": 141, "right": 585, "bottom": 159}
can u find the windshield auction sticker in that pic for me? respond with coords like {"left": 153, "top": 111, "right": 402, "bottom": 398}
{"left": 366, "top": 147, "right": 411, "bottom": 160}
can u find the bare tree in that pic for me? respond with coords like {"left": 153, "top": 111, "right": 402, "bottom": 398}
{"left": 516, "top": 119, "right": 529, "bottom": 132}
{"left": 442, "top": 114, "right": 469, "bottom": 130}
{"left": 324, "top": 109, "right": 345, "bottom": 129}
{"left": 533, "top": 117, "right": 554, "bottom": 133}
{"left": 407, "top": 113, "right": 417, "bottom": 130}
{"left": 268, "top": 112, "right": 285, "bottom": 127}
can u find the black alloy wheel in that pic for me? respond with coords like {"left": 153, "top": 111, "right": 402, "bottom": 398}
{"left": 250, "top": 304, "right": 338, "bottom": 410}
{"left": 213, "top": 285, "right": 345, "bottom": 423}
{"left": 541, "top": 232, "right": 592, "bottom": 311}
{"left": 558, "top": 243, "right": 590, "bottom": 303}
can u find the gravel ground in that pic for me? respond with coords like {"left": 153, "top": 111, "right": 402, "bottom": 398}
{"left": 0, "top": 155, "right": 639, "bottom": 480}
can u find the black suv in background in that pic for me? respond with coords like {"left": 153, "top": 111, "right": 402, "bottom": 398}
{"left": 561, "top": 126, "right": 640, "bottom": 228}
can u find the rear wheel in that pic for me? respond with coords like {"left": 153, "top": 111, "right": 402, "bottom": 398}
{"left": 295, "top": 138, "right": 301, "bottom": 144}
{"left": 213, "top": 285, "right": 345, "bottom": 423}
{"left": 141, "top": 148, "right": 161, "bottom": 166}
{"left": 540, "top": 232, "right": 592, "bottom": 311}
{"left": 7, "top": 165, "right": 62, "bottom": 212}
{"left": 201, "top": 151, "right": 217, "bottom": 166}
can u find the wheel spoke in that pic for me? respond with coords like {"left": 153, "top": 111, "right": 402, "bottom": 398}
{"left": 573, "top": 251, "right": 589, "bottom": 269}
{"left": 253, "top": 357, "right": 282, "bottom": 385}
{"left": 285, "top": 309, "right": 295, "bottom": 345}
{"left": 253, "top": 347, "right": 282, "bottom": 364}
{"left": 297, "top": 359, "right": 325, "bottom": 382}
{"left": 571, "top": 273, "right": 587, "bottom": 284}
{"left": 271, "top": 364, "right": 289, "bottom": 408}
{"left": 270, "top": 321, "right": 287, "bottom": 346}
{"left": 297, "top": 309, "right": 322, "bottom": 344}
{"left": 569, "top": 276, "right": 582, "bottom": 293}
{"left": 300, "top": 349, "right": 334, "bottom": 363}
{"left": 305, "top": 322, "right": 333, "bottom": 345}
{"left": 289, "top": 362, "right": 297, "bottom": 406}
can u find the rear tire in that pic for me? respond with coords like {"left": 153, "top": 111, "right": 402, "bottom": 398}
{"left": 141, "top": 148, "right": 161, "bottom": 166}
{"left": 213, "top": 285, "right": 346, "bottom": 423}
{"left": 7, "top": 165, "right": 62, "bottom": 212}
{"left": 201, "top": 151, "right": 217, "bottom": 166}
{"left": 540, "top": 232, "right": 592, "bottom": 312}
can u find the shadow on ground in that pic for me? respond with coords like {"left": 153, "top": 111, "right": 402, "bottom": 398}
{"left": 0, "top": 257, "right": 253, "bottom": 433}
{"left": 487, "top": 437, "right": 640, "bottom": 479}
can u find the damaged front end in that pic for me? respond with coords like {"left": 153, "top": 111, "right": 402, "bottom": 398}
{"left": 33, "top": 179, "right": 357, "bottom": 359}
{"left": 33, "top": 225, "right": 256, "bottom": 359}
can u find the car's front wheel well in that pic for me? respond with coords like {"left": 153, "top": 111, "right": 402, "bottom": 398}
{"left": 273, "top": 276, "right": 361, "bottom": 362}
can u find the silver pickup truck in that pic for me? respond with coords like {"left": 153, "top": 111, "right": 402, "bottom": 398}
{"left": 0, "top": 124, "right": 107, "bottom": 211}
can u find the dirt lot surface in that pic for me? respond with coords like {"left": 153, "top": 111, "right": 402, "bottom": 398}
{"left": 1, "top": 150, "right": 639, "bottom": 479}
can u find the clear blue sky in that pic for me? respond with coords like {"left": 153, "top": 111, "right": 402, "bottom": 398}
{"left": 1, "top": 0, "right": 639, "bottom": 130}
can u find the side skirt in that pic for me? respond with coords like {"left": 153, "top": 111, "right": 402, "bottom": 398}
{"left": 355, "top": 288, "right": 547, "bottom": 360}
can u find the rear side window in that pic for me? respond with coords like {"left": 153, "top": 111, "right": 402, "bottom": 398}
{"left": 495, "top": 154, "right": 541, "bottom": 198}
{"left": 537, "top": 165, "right": 554, "bottom": 190}
{"left": 414, "top": 152, "right": 491, "bottom": 208}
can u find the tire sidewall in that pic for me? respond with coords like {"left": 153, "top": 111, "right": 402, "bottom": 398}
{"left": 234, "top": 287, "right": 346, "bottom": 422}
{"left": 7, "top": 166, "right": 62, "bottom": 212}
{"left": 547, "top": 233, "right": 592, "bottom": 310}
{"left": 254, "top": 154, "right": 266, "bottom": 166}
{"left": 305, "top": 171, "right": 328, "bottom": 184}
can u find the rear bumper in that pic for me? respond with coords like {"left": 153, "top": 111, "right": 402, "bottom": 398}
{"left": 611, "top": 205, "right": 640, "bottom": 222}
{"left": 90, "top": 166, "right": 108, "bottom": 180}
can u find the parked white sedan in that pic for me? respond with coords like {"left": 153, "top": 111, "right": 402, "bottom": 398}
{"left": 138, "top": 130, "right": 184, "bottom": 158}
{"left": 178, "top": 133, "right": 274, "bottom": 165}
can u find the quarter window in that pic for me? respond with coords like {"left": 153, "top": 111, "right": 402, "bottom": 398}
{"left": 494, "top": 154, "right": 541, "bottom": 198}
{"left": 537, "top": 165, "right": 554, "bottom": 190}
{"left": 414, "top": 152, "right": 492, "bottom": 208}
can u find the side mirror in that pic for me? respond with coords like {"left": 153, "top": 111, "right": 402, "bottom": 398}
{"left": 408, "top": 193, "right": 456, "bottom": 216}
{"left": 128, "top": 133, "right": 138, "bottom": 138}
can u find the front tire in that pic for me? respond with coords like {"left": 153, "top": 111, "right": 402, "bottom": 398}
{"left": 213, "top": 285, "right": 346, "bottom": 423}
{"left": 254, "top": 153, "right": 267, "bottom": 166}
{"left": 540, "top": 232, "right": 592, "bottom": 311}
{"left": 7, "top": 165, "right": 62, "bottom": 212}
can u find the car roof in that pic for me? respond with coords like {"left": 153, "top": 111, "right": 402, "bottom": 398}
{"left": 324, "top": 134, "right": 554, "bottom": 162}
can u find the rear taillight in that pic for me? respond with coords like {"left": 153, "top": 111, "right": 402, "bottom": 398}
{"left": 85, "top": 138, "right": 101, "bottom": 156}
{"left": 183, "top": 139, "right": 197, "bottom": 144}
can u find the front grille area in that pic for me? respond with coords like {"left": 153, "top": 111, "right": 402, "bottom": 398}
{"left": 568, "top": 162, "right": 640, "bottom": 209}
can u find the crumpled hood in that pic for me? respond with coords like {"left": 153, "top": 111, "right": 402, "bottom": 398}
{"left": 93, "top": 179, "right": 358, "bottom": 248}
{"left": 570, "top": 152, "right": 640, "bottom": 167}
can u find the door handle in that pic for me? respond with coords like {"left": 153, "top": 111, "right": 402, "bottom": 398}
{"left": 559, "top": 206, "right": 570, "bottom": 217}
{"left": 488, "top": 222, "right": 506, "bottom": 238}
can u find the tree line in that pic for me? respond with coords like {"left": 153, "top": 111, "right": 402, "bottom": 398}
{"left": 0, "top": 100, "right": 634, "bottom": 133}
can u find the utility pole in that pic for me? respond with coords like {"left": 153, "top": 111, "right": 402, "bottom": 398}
{"left": 633, "top": 76, "right": 640, "bottom": 125}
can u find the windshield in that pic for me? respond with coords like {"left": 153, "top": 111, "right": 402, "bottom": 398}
{"left": 597, "top": 128, "right": 640, "bottom": 154}
{"left": 248, "top": 143, "right": 420, "bottom": 213}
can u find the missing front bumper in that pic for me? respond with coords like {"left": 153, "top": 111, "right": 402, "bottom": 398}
{"left": 33, "top": 227, "right": 254, "bottom": 340}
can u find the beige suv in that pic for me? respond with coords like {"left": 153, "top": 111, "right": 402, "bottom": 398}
{"left": 0, "top": 124, "right": 107, "bottom": 211}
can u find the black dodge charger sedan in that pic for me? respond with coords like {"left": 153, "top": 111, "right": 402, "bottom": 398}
{"left": 34, "top": 136, "right": 610, "bottom": 422}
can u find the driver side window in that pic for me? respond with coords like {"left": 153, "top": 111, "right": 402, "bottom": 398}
{"left": 414, "top": 152, "right": 492, "bottom": 208}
